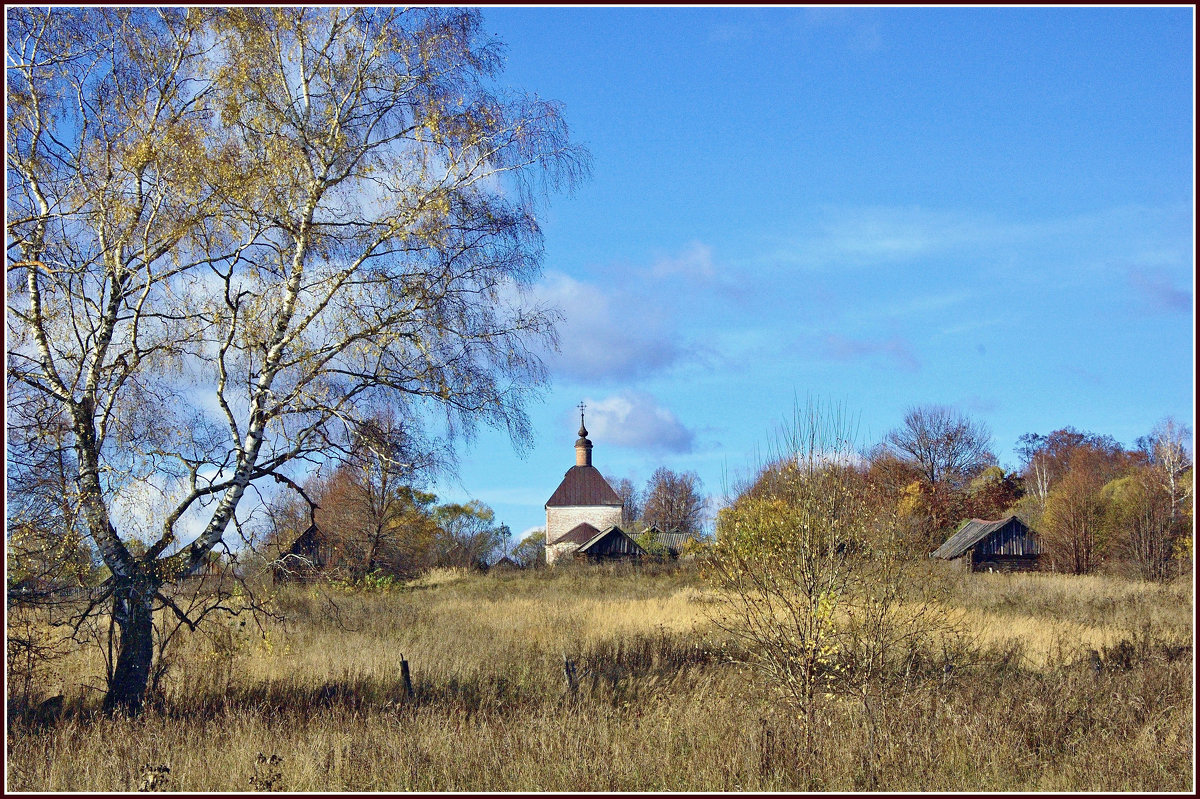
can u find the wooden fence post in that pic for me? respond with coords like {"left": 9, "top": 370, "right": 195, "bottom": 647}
{"left": 400, "top": 656, "right": 414, "bottom": 700}
{"left": 562, "top": 654, "right": 577, "bottom": 697}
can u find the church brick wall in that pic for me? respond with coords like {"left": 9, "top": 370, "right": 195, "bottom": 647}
{"left": 544, "top": 541, "right": 580, "bottom": 566}
{"left": 545, "top": 505, "right": 623, "bottom": 565}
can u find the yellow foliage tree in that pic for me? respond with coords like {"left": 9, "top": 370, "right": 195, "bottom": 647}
{"left": 708, "top": 400, "right": 962, "bottom": 785}
{"left": 7, "top": 7, "right": 586, "bottom": 713}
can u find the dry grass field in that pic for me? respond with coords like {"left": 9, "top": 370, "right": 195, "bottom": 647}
{"left": 6, "top": 563, "right": 1194, "bottom": 792}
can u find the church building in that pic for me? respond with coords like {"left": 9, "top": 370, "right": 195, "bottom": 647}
{"left": 544, "top": 409, "right": 641, "bottom": 565}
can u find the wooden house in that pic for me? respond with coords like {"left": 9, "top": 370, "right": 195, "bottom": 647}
{"left": 639, "top": 526, "right": 703, "bottom": 559}
{"left": 548, "top": 521, "right": 645, "bottom": 562}
{"left": 490, "top": 555, "right": 523, "bottom": 571}
{"left": 571, "top": 524, "right": 645, "bottom": 562}
{"left": 273, "top": 525, "right": 330, "bottom": 583}
{"left": 931, "top": 515, "right": 1042, "bottom": 572}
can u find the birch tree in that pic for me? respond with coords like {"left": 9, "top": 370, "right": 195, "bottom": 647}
{"left": 1141, "top": 417, "right": 1193, "bottom": 537}
{"left": 7, "top": 7, "right": 586, "bottom": 712}
{"left": 1103, "top": 469, "right": 1174, "bottom": 581}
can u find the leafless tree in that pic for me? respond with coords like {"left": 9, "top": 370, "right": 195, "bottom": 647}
{"left": 7, "top": 7, "right": 586, "bottom": 712}
{"left": 886, "top": 405, "right": 995, "bottom": 489}
{"left": 642, "top": 467, "right": 706, "bottom": 535}
{"left": 613, "top": 477, "right": 642, "bottom": 527}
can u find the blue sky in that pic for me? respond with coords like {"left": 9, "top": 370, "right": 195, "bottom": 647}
{"left": 432, "top": 7, "right": 1195, "bottom": 542}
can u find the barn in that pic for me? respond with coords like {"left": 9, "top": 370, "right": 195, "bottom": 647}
{"left": 548, "top": 521, "right": 645, "bottom": 562}
{"left": 489, "top": 555, "right": 523, "bottom": 572}
{"left": 931, "top": 515, "right": 1043, "bottom": 572}
{"left": 273, "top": 525, "right": 331, "bottom": 583}
{"left": 639, "top": 525, "right": 703, "bottom": 558}
{"left": 572, "top": 525, "right": 645, "bottom": 562}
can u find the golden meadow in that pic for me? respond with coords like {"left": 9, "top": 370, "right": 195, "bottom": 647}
{"left": 6, "top": 563, "right": 1193, "bottom": 791}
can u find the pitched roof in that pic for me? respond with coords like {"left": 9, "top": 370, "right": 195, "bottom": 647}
{"left": 545, "top": 465, "right": 623, "bottom": 507}
{"left": 638, "top": 526, "right": 701, "bottom": 553}
{"left": 932, "top": 515, "right": 1025, "bottom": 559}
{"left": 654, "top": 531, "right": 700, "bottom": 553}
{"left": 556, "top": 522, "right": 601, "bottom": 546}
{"left": 577, "top": 525, "right": 645, "bottom": 555}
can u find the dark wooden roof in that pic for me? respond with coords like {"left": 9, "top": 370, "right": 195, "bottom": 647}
{"left": 557, "top": 522, "right": 601, "bottom": 546}
{"left": 932, "top": 515, "right": 1029, "bottom": 559}
{"left": 286, "top": 525, "right": 323, "bottom": 557}
{"left": 637, "top": 525, "right": 704, "bottom": 554}
{"left": 576, "top": 525, "right": 645, "bottom": 556}
{"left": 545, "top": 466, "right": 622, "bottom": 507}
{"left": 647, "top": 529, "right": 700, "bottom": 553}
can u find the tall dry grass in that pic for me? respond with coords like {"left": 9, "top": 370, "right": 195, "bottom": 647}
{"left": 7, "top": 563, "right": 1193, "bottom": 791}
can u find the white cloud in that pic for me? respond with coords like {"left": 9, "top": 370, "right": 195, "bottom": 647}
{"left": 769, "top": 206, "right": 996, "bottom": 269}
{"left": 766, "top": 203, "right": 1192, "bottom": 275}
{"left": 807, "top": 449, "right": 869, "bottom": 470}
{"left": 802, "top": 8, "right": 885, "bottom": 53}
{"left": 582, "top": 391, "right": 696, "bottom": 454}
{"left": 532, "top": 272, "right": 684, "bottom": 381}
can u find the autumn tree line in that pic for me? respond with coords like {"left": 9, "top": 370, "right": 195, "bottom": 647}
{"left": 703, "top": 400, "right": 1192, "bottom": 762}
{"left": 9, "top": 404, "right": 1193, "bottom": 594}
{"left": 242, "top": 403, "right": 1198, "bottom": 580}
{"left": 262, "top": 459, "right": 712, "bottom": 576}
{"left": 728, "top": 406, "right": 1193, "bottom": 581}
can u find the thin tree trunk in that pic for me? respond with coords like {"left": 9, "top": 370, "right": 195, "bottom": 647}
{"left": 102, "top": 578, "right": 159, "bottom": 714}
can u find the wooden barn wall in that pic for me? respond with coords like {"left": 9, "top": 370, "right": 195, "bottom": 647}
{"left": 974, "top": 519, "right": 1042, "bottom": 557}
{"left": 970, "top": 553, "right": 1041, "bottom": 572}
{"left": 579, "top": 532, "right": 642, "bottom": 559}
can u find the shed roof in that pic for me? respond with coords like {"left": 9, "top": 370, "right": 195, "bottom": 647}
{"left": 556, "top": 522, "right": 601, "bottom": 546}
{"left": 577, "top": 525, "right": 645, "bottom": 555}
{"left": 932, "top": 515, "right": 1025, "bottom": 559}
{"left": 640, "top": 527, "right": 701, "bottom": 553}
{"left": 545, "top": 465, "right": 623, "bottom": 507}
